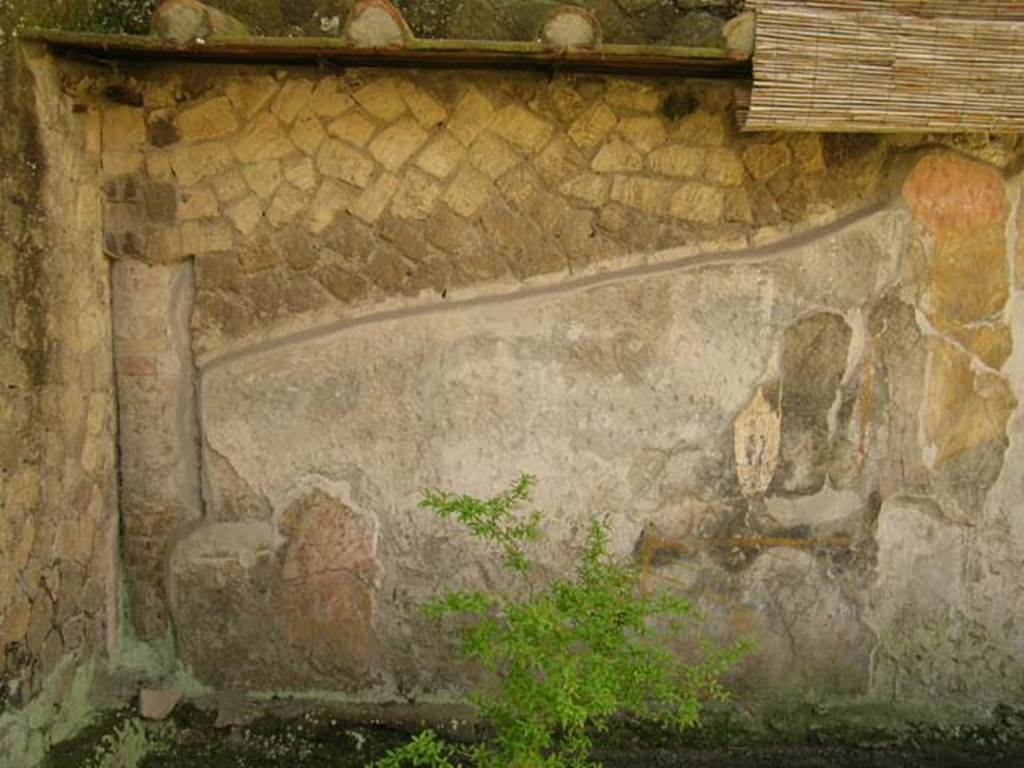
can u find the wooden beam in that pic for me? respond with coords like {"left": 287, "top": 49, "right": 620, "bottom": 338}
{"left": 17, "top": 27, "right": 751, "bottom": 79}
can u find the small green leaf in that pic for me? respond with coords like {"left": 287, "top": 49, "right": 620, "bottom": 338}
{"left": 377, "top": 474, "right": 749, "bottom": 768}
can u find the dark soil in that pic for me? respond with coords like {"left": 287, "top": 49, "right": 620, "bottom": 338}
{"left": 601, "top": 745, "right": 1024, "bottom": 767}
{"left": 42, "top": 703, "right": 1024, "bottom": 768}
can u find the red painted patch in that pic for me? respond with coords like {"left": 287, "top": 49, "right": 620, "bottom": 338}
{"left": 903, "top": 153, "right": 1007, "bottom": 232}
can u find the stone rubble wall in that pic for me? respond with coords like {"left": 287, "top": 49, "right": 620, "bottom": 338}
{"left": 57, "top": 57, "right": 1024, "bottom": 717}
{"left": 88, "top": 63, "right": 895, "bottom": 643}
{"left": 91, "top": 65, "right": 903, "bottom": 366}
{"left": 0, "top": 14, "right": 120, "bottom": 763}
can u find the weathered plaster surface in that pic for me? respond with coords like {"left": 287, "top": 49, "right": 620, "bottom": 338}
{"left": 112, "top": 260, "right": 202, "bottom": 640}
{"left": 56, "top": 57, "right": 1024, "bottom": 721}
{"left": 189, "top": 207, "right": 902, "bottom": 695}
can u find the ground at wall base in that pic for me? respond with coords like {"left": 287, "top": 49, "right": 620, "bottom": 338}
{"left": 39, "top": 701, "right": 1024, "bottom": 768}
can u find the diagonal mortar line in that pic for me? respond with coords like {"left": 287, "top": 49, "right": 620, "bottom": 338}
{"left": 200, "top": 200, "right": 892, "bottom": 377}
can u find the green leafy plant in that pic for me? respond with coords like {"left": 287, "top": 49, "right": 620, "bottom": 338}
{"left": 374, "top": 474, "right": 749, "bottom": 768}
{"left": 88, "top": 717, "right": 170, "bottom": 768}
{"left": 372, "top": 729, "right": 460, "bottom": 768}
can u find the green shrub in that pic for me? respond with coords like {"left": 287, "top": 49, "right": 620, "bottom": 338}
{"left": 372, "top": 730, "right": 460, "bottom": 768}
{"left": 375, "top": 474, "right": 749, "bottom": 768}
{"left": 88, "top": 717, "right": 170, "bottom": 768}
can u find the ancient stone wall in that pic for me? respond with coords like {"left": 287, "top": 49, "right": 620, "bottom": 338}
{"left": 81, "top": 0, "right": 737, "bottom": 45}
{"left": 93, "top": 65, "right": 899, "bottom": 365}
{"left": 52, "top": 54, "right": 1024, "bottom": 722}
{"left": 0, "top": 7, "right": 120, "bottom": 763}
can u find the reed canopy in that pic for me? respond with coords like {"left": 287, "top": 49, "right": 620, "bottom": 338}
{"left": 745, "top": 0, "right": 1024, "bottom": 132}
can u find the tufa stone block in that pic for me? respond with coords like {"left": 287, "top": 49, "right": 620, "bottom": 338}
{"left": 608, "top": 176, "right": 675, "bottom": 215}
{"left": 309, "top": 79, "right": 354, "bottom": 119}
{"left": 491, "top": 105, "right": 553, "bottom": 152}
{"left": 103, "top": 106, "right": 146, "bottom": 151}
{"left": 170, "top": 142, "right": 234, "bottom": 186}
{"left": 592, "top": 139, "right": 643, "bottom": 173}
{"left": 350, "top": 172, "right": 401, "bottom": 224}
{"left": 225, "top": 77, "right": 279, "bottom": 119}
{"left": 415, "top": 132, "right": 466, "bottom": 179}
{"left": 345, "top": 0, "right": 412, "bottom": 48}
{"left": 267, "top": 185, "right": 311, "bottom": 229}
{"left": 139, "top": 689, "right": 183, "bottom": 721}
{"left": 617, "top": 116, "right": 667, "bottom": 153}
{"left": 178, "top": 189, "right": 217, "bottom": 221}
{"left": 181, "top": 221, "right": 234, "bottom": 254}
{"left": 175, "top": 97, "right": 239, "bottom": 143}
{"left": 568, "top": 103, "right": 618, "bottom": 149}
{"left": 232, "top": 113, "right": 296, "bottom": 164}
{"left": 353, "top": 79, "right": 407, "bottom": 122}
{"left": 443, "top": 167, "right": 493, "bottom": 218}
{"left": 143, "top": 183, "right": 179, "bottom": 225}
{"left": 291, "top": 111, "right": 327, "bottom": 157}
{"left": 606, "top": 81, "right": 661, "bottom": 113}
{"left": 283, "top": 157, "right": 319, "bottom": 192}
{"left": 540, "top": 5, "right": 601, "bottom": 50}
{"left": 272, "top": 81, "right": 316, "bottom": 126}
{"left": 648, "top": 144, "right": 703, "bottom": 178}
{"left": 669, "top": 182, "right": 724, "bottom": 223}
{"left": 243, "top": 160, "right": 283, "bottom": 200}
{"left": 226, "top": 195, "right": 264, "bottom": 236}
{"left": 398, "top": 82, "right": 448, "bottom": 129}
{"left": 390, "top": 169, "right": 441, "bottom": 220}
{"left": 467, "top": 134, "right": 520, "bottom": 181}
{"left": 447, "top": 88, "right": 495, "bottom": 146}
{"left": 561, "top": 173, "right": 609, "bottom": 207}
{"left": 368, "top": 119, "right": 429, "bottom": 172}
{"left": 327, "top": 113, "right": 377, "bottom": 148}
{"left": 742, "top": 141, "right": 792, "bottom": 181}
{"left": 151, "top": 0, "right": 248, "bottom": 42}
{"left": 316, "top": 140, "right": 376, "bottom": 188}
{"left": 724, "top": 12, "right": 755, "bottom": 58}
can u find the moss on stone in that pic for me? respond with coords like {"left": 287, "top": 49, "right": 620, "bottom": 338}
{"left": 0, "top": 655, "right": 98, "bottom": 768}
{"left": 31, "top": 0, "right": 735, "bottom": 45}
{"left": 389, "top": 0, "right": 733, "bottom": 45}
{"left": 30, "top": 0, "right": 156, "bottom": 34}
{"left": 208, "top": 0, "right": 355, "bottom": 36}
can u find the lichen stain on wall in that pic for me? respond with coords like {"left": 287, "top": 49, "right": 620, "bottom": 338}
{"left": 45, "top": 55, "right": 1024, "bottom": 717}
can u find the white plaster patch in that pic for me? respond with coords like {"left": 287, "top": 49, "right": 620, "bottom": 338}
{"left": 764, "top": 487, "right": 864, "bottom": 529}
